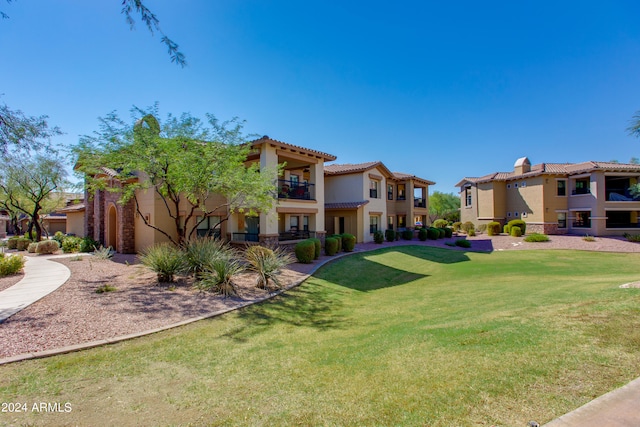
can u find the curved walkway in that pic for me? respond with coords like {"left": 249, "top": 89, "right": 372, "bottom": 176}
{"left": 0, "top": 254, "right": 72, "bottom": 322}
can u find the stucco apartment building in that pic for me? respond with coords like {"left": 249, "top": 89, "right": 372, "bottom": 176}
{"left": 324, "top": 162, "right": 435, "bottom": 243}
{"left": 457, "top": 157, "right": 640, "bottom": 236}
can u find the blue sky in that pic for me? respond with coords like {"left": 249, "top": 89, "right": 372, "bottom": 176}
{"left": 2, "top": 1, "right": 640, "bottom": 194}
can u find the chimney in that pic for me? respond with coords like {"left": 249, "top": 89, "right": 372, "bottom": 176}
{"left": 514, "top": 157, "right": 531, "bottom": 175}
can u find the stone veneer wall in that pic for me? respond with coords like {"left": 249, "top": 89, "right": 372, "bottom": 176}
{"left": 103, "top": 189, "right": 136, "bottom": 254}
{"left": 526, "top": 223, "right": 567, "bottom": 235}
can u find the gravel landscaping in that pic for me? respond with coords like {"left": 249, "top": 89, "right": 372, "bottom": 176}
{"left": 1, "top": 233, "right": 639, "bottom": 360}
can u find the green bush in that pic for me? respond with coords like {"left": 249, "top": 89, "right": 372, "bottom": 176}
{"left": 510, "top": 226, "right": 522, "bottom": 237}
{"left": 140, "top": 243, "right": 188, "bottom": 283}
{"left": 461, "top": 221, "right": 475, "bottom": 234}
{"left": 0, "top": 253, "right": 26, "bottom": 276}
{"left": 507, "top": 219, "right": 526, "bottom": 235}
{"left": 443, "top": 227, "right": 453, "bottom": 238}
{"left": 52, "top": 231, "right": 65, "bottom": 246}
{"left": 468, "top": 228, "right": 476, "bottom": 237}
{"left": 433, "top": 219, "right": 448, "bottom": 229}
{"left": 452, "top": 222, "right": 462, "bottom": 232}
{"left": 476, "top": 224, "right": 487, "bottom": 233}
{"left": 374, "top": 230, "right": 384, "bottom": 244}
{"left": 16, "top": 238, "right": 31, "bottom": 251}
{"left": 80, "top": 236, "right": 100, "bottom": 253}
{"left": 244, "top": 245, "right": 293, "bottom": 289}
{"left": 427, "top": 227, "right": 440, "bottom": 240}
{"left": 487, "top": 221, "right": 502, "bottom": 236}
{"left": 503, "top": 224, "right": 511, "bottom": 234}
{"left": 455, "top": 239, "right": 471, "bottom": 248}
{"left": 27, "top": 242, "right": 38, "bottom": 253}
{"left": 308, "top": 238, "right": 321, "bottom": 259}
{"left": 294, "top": 240, "right": 316, "bottom": 264}
{"left": 332, "top": 235, "right": 343, "bottom": 252}
{"left": 437, "top": 228, "right": 446, "bottom": 238}
{"left": 402, "top": 229, "right": 414, "bottom": 240}
{"left": 7, "top": 237, "right": 19, "bottom": 250}
{"left": 523, "top": 233, "right": 550, "bottom": 242}
{"left": 418, "top": 228, "right": 428, "bottom": 241}
{"left": 325, "top": 237, "right": 338, "bottom": 256}
{"left": 61, "top": 236, "right": 83, "bottom": 253}
{"left": 341, "top": 233, "right": 356, "bottom": 252}
{"left": 624, "top": 233, "right": 640, "bottom": 243}
{"left": 385, "top": 229, "right": 396, "bottom": 242}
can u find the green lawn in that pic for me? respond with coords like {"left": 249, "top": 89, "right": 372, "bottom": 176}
{"left": 1, "top": 247, "right": 640, "bottom": 426}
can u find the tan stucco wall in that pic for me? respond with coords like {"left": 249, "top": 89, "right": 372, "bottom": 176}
{"left": 66, "top": 212, "right": 85, "bottom": 236}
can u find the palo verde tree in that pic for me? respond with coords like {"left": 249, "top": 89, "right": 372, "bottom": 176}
{"left": 428, "top": 191, "right": 460, "bottom": 223}
{"left": 0, "top": 153, "right": 69, "bottom": 240}
{"left": 0, "top": 102, "right": 62, "bottom": 157}
{"left": 74, "top": 107, "right": 280, "bottom": 247}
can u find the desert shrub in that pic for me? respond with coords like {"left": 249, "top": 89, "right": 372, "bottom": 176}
{"left": 468, "top": 228, "right": 476, "bottom": 237}
{"left": 443, "top": 227, "right": 453, "bottom": 238}
{"left": 433, "top": 219, "right": 448, "bottom": 229}
{"left": 196, "top": 253, "right": 244, "bottom": 297}
{"left": 455, "top": 238, "right": 471, "bottom": 248}
{"left": 341, "top": 233, "right": 356, "bottom": 252}
{"left": 523, "top": 233, "right": 550, "bottom": 242}
{"left": 80, "top": 236, "right": 100, "bottom": 253}
{"left": 452, "top": 222, "right": 462, "bottom": 232}
{"left": 294, "top": 240, "right": 316, "bottom": 264}
{"left": 402, "top": 229, "right": 414, "bottom": 240}
{"left": 0, "top": 253, "right": 26, "bottom": 276}
{"left": 27, "top": 242, "right": 38, "bottom": 253}
{"left": 503, "top": 224, "right": 511, "bottom": 234}
{"left": 487, "top": 221, "right": 502, "bottom": 236}
{"left": 332, "top": 235, "right": 343, "bottom": 252}
{"left": 461, "top": 221, "right": 475, "bottom": 234}
{"left": 92, "top": 245, "right": 114, "bottom": 259}
{"left": 507, "top": 219, "right": 527, "bottom": 235}
{"left": 418, "top": 228, "right": 428, "bottom": 241}
{"left": 7, "top": 237, "right": 19, "bottom": 250}
{"left": 140, "top": 243, "right": 188, "bottom": 283}
{"left": 374, "top": 230, "right": 384, "bottom": 244}
{"left": 245, "top": 245, "right": 294, "bottom": 289}
{"left": 52, "top": 231, "right": 65, "bottom": 246}
{"left": 583, "top": 234, "right": 596, "bottom": 242}
{"left": 184, "top": 237, "right": 227, "bottom": 275}
{"left": 36, "top": 240, "right": 60, "bottom": 254}
{"left": 325, "top": 237, "right": 338, "bottom": 256}
{"left": 61, "top": 236, "right": 83, "bottom": 253}
{"left": 308, "top": 238, "right": 321, "bottom": 259}
{"left": 385, "top": 229, "right": 396, "bottom": 242}
{"left": 624, "top": 233, "right": 640, "bottom": 243}
{"left": 510, "top": 226, "right": 522, "bottom": 237}
{"left": 476, "top": 224, "right": 487, "bottom": 233}
{"left": 23, "top": 230, "right": 37, "bottom": 241}
{"left": 427, "top": 227, "right": 439, "bottom": 240}
{"left": 16, "top": 238, "right": 31, "bottom": 251}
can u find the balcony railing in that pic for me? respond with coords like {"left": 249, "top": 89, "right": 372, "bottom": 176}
{"left": 414, "top": 198, "right": 426, "bottom": 208}
{"left": 572, "top": 188, "right": 591, "bottom": 195}
{"left": 231, "top": 232, "right": 259, "bottom": 242}
{"left": 572, "top": 221, "right": 591, "bottom": 228}
{"left": 278, "top": 180, "right": 315, "bottom": 200}
{"left": 279, "top": 230, "right": 315, "bottom": 241}
{"left": 606, "top": 222, "right": 640, "bottom": 229}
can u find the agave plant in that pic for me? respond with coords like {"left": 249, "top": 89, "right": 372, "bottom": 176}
{"left": 196, "top": 251, "right": 244, "bottom": 297}
{"left": 244, "top": 245, "right": 294, "bottom": 290}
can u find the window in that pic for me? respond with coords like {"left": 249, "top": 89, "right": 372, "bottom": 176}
{"left": 507, "top": 184, "right": 511, "bottom": 189}
{"left": 557, "top": 212, "right": 567, "bottom": 228}
{"left": 507, "top": 212, "right": 511, "bottom": 217}
{"left": 196, "top": 216, "right": 222, "bottom": 238}
{"left": 303, "top": 215, "right": 309, "bottom": 231}
{"left": 573, "top": 211, "right": 591, "bottom": 228}
{"left": 557, "top": 180, "right": 566, "bottom": 196}
{"left": 387, "top": 184, "right": 394, "bottom": 200}
{"left": 290, "top": 216, "right": 299, "bottom": 230}
{"left": 522, "top": 212, "right": 527, "bottom": 218}
{"left": 521, "top": 182, "right": 527, "bottom": 188}
{"left": 514, "top": 183, "right": 518, "bottom": 188}
{"left": 397, "top": 184, "right": 406, "bottom": 200}
{"left": 290, "top": 175, "right": 299, "bottom": 186}
{"left": 369, "top": 215, "right": 379, "bottom": 234}
{"left": 464, "top": 187, "right": 472, "bottom": 207}
{"left": 573, "top": 178, "right": 590, "bottom": 195}
{"left": 398, "top": 215, "right": 406, "bottom": 229}
{"left": 388, "top": 215, "right": 394, "bottom": 230}
{"left": 370, "top": 180, "right": 379, "bottom": 199}
{"left": 514, "top": 212, "right": 519, "bottom": 217}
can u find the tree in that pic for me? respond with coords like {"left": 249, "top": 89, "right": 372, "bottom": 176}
{"left": 0, "top": 153, "right": 69, "bottom": 241}
{"left": 629, "top": 110, "right": 640, "bottom": 139}
{"left": 0, "top": 102, "right": 62, "bottom": 157}
{"left": 429, "top": 191, "right": 460, "bottom": 223}
{"left": 74, "top": 108, "right": 280, "bottom": 247}
{"left": 1, "top": 0, "right": 186, "bottom": 67}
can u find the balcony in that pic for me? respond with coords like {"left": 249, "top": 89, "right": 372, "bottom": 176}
{"left": 278, "top": 180, "right": 315, "bottom": 200}
{"left": 572, "top": 188, "right": 591, "bottom": 195}
{"left": 414, "top": 198, "right": 426, "bottom": 208}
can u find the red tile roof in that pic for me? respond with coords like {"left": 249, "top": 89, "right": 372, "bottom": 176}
{"left": 391, "top": 172, "right": 436, "bottom": 186}
{"left": 251, "top": 136, "right": 337, "bottom": 161}
{"left": 324, "top": 161, "right": 392, "bottom": 177}
{"left": 324, "top": 200, "right": 370, "bottom": 210}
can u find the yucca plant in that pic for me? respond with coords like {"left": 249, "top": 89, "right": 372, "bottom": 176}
{"left": 140, "top": 243, "right": 188, "bottom": 283}
{"left": 244, "top": 245, "right": 294, "bottom": 290}
{"left": 183, "top": 237, "right": 227, "bottom": 276}
{"left": 196, "top": 252, "right": 244, "bottom": 297}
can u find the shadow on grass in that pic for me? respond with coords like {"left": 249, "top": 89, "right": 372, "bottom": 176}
{"left": 315, "top": 246, "right": 473, "bottom": 292}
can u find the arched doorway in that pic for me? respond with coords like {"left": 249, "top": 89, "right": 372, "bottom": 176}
{"left": 107, "top": 205, "right": 118, "bottom": 251}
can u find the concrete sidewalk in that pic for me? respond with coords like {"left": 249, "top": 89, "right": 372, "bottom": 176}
{"left": 0, "top": 255, "right": 71, "bottom": 322}
{"left": 543, "top": 376, "right": 640, "bottom": 426}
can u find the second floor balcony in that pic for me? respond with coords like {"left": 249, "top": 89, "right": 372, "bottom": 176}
{"left": 278, "top": 179, "right": 315, "bottom": 201}
{"left": 414, "top": 198, "right": 426, "bottom": 208}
